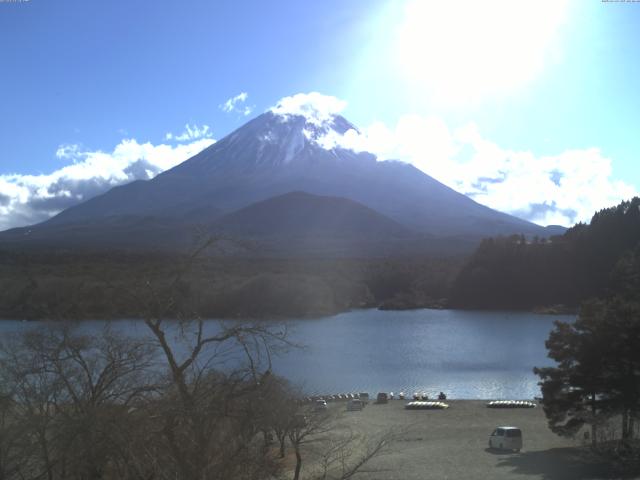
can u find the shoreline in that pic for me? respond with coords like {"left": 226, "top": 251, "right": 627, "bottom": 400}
{"left": 0, "top": 305, "right": 578, "bottom": 323}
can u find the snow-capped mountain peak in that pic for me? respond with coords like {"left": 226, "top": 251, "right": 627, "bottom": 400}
{"left": 31, "top": 92, "right": 555, "bottom": 242}
{"left": 270, "top": 92, "right": 347, "bottom": 127}
{"left": 269, "top": 92, "right": 359, "bottom": 149}
{"left": 175, "top": 94, "right": 363, "bottom": 172}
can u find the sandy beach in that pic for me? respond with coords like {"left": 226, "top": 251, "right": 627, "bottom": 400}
{"left": 299, "top": 399, "right": 616, "bottom": 480}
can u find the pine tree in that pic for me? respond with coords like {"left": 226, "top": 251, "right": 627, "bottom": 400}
{"left": 535, "top": 247, "right": 640, "bottom": 446}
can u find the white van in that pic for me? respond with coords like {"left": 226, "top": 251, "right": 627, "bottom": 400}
{"left": 314, "top": 399, "right": 328, "bottom": 412}
{"left": 488, "top": 426, "right": 522, "bottom": 451}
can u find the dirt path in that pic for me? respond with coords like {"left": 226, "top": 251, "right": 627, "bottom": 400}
{"left": 308, "top": 399, "right": 616, "bottom": 480}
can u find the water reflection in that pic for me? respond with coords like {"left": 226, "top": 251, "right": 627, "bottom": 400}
{"left": 0, "top": 309, "right": 573, "bottom": 399}
{"left": 273, "top": 309, "right": 572, "bottom": 399}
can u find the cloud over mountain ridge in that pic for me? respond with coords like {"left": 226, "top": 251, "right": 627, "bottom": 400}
{"left": 0, "top": 92, "right": 635, "bottom": 231}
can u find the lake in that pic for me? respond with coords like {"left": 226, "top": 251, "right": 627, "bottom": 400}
{"left": 0, "top": 309, "right": 573, "bottom": 399}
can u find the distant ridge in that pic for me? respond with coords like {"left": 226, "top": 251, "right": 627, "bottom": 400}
{"left": 213, "top": 191, "right": 413, "bottom": 239}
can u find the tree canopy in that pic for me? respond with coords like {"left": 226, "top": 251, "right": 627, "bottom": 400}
{"left": 535, "top": 242, "right": 640, "bottom": 446}
{"left": 452, "top": 197, "right": 640, "bottom": 309}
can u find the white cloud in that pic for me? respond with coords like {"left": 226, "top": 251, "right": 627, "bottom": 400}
{"left": 220, "top": 92, "right": 253, "bottom": 116}
{"left": 55, "top": 143, "right": 82, "bottom": 160}
{"left": 0, "top": 135, "right": 215, "bottom": 231}
{"left": 165, "top": 123, "right": 213, "bottom": 142}
{"left": 270, "top": 92, "right": 347, "bottom": 126}
{"left": 267, "top": 92, "right": 637, "bottom": 227}
{"left": 312, "top": 112, "right": 637, "bottom": 227}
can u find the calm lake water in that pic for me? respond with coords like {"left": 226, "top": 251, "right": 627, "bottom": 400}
{"left": 0, "top": 309, "right": 573, "bottom": 399}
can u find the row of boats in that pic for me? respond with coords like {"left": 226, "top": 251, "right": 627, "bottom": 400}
{"left": 301, "top": 393, "right": 365, "bottom": 404}
{"left": 300, "top": 391, "right": 447, "bottom": 404}
{"left": 301, "top": 396, "right": 538, "bottom": 409}
{"left": 404, "top": 400, "right": 537, "bottom": 410}
{"left": 486, "top": 400, "right": 536, "bottom": 408}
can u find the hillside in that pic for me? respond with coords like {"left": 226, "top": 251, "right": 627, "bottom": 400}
{"left": 213, "top": 191, "right": 412, "bottom": 239}
{"left": 450, "top": 197, "right": 640, "bottom": 310}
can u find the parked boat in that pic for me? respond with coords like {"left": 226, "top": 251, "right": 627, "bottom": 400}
{"left": 486, "top": 400, "right": 536, "bottom": 409}
{"left": 405, "top": 401, "right": 449, "bottom": 410}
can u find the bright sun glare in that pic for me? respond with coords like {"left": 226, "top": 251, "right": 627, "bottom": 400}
{"left": 395, "top": 0, "right": 569, "bottom": 105}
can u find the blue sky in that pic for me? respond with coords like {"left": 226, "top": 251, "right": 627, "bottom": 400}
{"left": 1, "top": 0, "right": 639, "bottom": 229}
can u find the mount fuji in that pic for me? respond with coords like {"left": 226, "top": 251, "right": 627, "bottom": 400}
{"left": 0, "top": 103, "right": 563, "bottom": 255}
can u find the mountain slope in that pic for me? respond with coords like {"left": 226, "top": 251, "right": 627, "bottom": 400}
{"left": 0, "top": 192, "right": 478, "bottom": 256}
{"left": 1, "top": 108, "right": 561, "bottom": 253}
{"left": 207, "top": 191, "right": 435, "bottom": 257}
{"left": 0, "top": 215, "right": 196, "bottom": 251}
{"left": 213, "top": 191, "right": 413, "bottom": 239}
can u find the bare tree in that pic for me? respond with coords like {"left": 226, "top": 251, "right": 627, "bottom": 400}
{"left": 312, "top": 427, "right": 399, "bottom": 480}
{"left": 286, "top": 407, "right": 402, "bottom": 480}
{"left": 259, "top": 376, "right": 300, "bottom": 459}
{"left": 0, "top": 323, "right": 158, "bottom": 480}
{"left": 0, "top": 237, "right": 399, "bottom": 480}
{"left": 288, "top": 409, "right": 334, "bottom": 480}
{"left": 0, "top": 390, "right": 27, "bottom": 480}
{"left": 138, "top": 316, "right": 290, "bottom": 478}
{"left": 113, "top": 238, "right": 292, "bottom": 479}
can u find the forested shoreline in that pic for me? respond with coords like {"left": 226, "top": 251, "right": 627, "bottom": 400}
{"left": 1, "top": 198, "right": 638, "bottom": 321}
{"left": 0, "top": 251, "right": 461, "bottom": 321}
{"left": 451, "top": 197, "right": 640, "bottom": 310}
